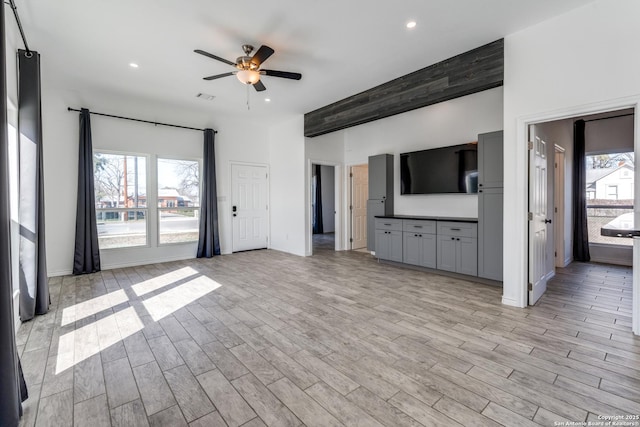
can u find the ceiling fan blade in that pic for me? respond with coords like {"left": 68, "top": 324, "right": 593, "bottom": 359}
{"left": 203, "top": 72, "right": 235, "bottom": 81}
{"left": 253, "top": 80, "right": 267, "bottom": 92}
{"left": 194, "top": 49, "right": 236, "bottom": 67}
{"left": 262, "top": 69, "right": 302, "bottom": 80}
{"left": 251, "top": 45, "right": 275, "bottom": 66}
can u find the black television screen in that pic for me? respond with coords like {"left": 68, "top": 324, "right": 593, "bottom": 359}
{"left": 400, "top": 143, "right": 478, "bottom": 194}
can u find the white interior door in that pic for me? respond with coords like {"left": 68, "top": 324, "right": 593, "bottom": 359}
{"left": 351, "top": 164, "right": 368, "bottom": 249}
{"left": 529, "top": 125, "right": 551, "bottom": 305}
{"left": 232, "top": 164, "right": 268, "bottom": 252}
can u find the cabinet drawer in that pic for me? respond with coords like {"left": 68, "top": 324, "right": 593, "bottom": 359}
{"left": 375, "top": 218, "right": 403, "bottom": 231}
{"left": 438, "top": 221, "right": 477, "bottom": 238}
{"left": 402, "top": 220, "right": 436, "bottom": 234}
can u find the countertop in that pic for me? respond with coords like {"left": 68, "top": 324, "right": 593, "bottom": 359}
{"left": 374, "top": 215, "right": 478, "bottom": 223}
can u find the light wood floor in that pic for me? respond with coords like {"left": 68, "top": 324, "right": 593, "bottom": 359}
{"left": 17, "top": 249, "right": 640, "bottom": 427}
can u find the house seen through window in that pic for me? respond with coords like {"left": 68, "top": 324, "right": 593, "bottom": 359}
{"left": 586, "top": 152, "right": 634, "bottom": 246}
{"left": 157, "top": 158, "right": 200, "bottom": 244}
{"left": 94, "top": 153, "right": 148, "bottom": 249}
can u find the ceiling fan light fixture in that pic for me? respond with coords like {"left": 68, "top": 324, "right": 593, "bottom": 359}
{"left": 236, "top": 69, "right": 261, "bottom": 85}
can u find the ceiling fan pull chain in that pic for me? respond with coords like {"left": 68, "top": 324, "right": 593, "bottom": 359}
{"left": 246, "top": 84, "right": 251, "bottom": 110}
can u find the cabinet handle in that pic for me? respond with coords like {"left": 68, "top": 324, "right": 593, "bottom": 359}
{"left": 414, "top": 225, "right": 423, "bottom": 228}
{"left": 418, "top": 234, "right": 422, "bottom": 237}
{"left": 479, "top": 183, "right": 483, "bottom": 187}
{"left": 384, "top": 223, "right": 391, "bottom": 226}
{"left": 479, "top": 190, "right": 483, "bottom": 193}
{"left": 450, "top": 228, "right": 461, "bottom": 231}
{"left": 414, "top": 234, "right": 417, "bottom": 237}
{"left": 451, "top": 237, "right": 455, "bottom": 240}
{"left": 457, "top": 238, "right": 460, "bottom": 241}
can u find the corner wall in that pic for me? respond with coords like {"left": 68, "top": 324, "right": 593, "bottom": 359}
{"left": 269, "top": 115, "right": 306, "bottom": 256}
{"left": 503, "top": 0, "right": 640, "bottom": 307}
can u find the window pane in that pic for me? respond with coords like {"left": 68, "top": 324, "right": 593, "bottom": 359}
{"left": 94, "top": 153, "right": 147, "bottom": 208}
{"left": 97, "top": 210, "right": 147, "bottom": 248}
{"left": 586, "top": 152, "right": 634, "bottom": 246}
{"left": 94, "top": 152, "right": 148, "bottom": 249}
{"left": 157, "top": 158, "right": 200, "bottom": 244}
{"left": 157, "top": 158, "right": 200, "bottom": 207}
{"left": 159, "top": 208, "right": 199, "bottom": 244}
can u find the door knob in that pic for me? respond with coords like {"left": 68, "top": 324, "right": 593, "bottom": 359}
{"left": 545, "top": 219, "right": 552, "bottom": 224}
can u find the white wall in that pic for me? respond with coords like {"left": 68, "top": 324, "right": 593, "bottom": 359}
{"left": 343, "top": 87, "right": 503, "bottom": 218}
{"left": 503, "top": 0, "right": 640, "bottom": 307}
{"left": 269, "top": 115, "right": 307, "bottom": 256}
{"left": 41, "top": 85, "right": 273, "bottom": 275}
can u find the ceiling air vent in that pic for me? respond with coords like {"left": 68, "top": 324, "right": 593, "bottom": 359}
{"left": 196, "top": 93, "right": 215, "bottom": 101}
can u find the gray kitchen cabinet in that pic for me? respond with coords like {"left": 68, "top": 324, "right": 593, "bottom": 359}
{"left": 478, "top": 130, "right": 504, "bottom": 188}
{"left": 402, "top": 220, "right": 437, "bottom": 268}
{"left": 478, "top": 187, "right": 503, "bottom": 281}
{"left": 367, "top": 199, "right": 387, "bottom": 252}
{"left": 437, "top": 234, "right": 458, "bottom": 272}
{"left": 368, "top": 154, "right": 394, "bottom": 200}
{"left": 457, "top": 237, "right": 479, "bottom": 276}
{"left": 375, "top": 218, "right": 403, "bottom": 262}
{"left": 437, "top": 222, "right": 477, "bottom": 276}
{"left": 477, "top": 130, "right": 504, "bottom": 281}
{"left": 367, "top": 154, "right": 394, "bottom": 250}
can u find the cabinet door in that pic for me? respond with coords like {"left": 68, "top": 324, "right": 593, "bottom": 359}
{"left": 478, "top": 131, "right": 504, "bottom": 188}
{"left": 375, "top": 229, "right": 389, "bottom": 260}
{"left": 389, "top": 231, "right": 403, "bottom": 263}
{"left": 367, "top": 199, "right": 386, "bottom": 251}
{"left": 478, "top": 188, "right": 503, "bottom": 280}
{"left": 420, "top": 234, "right": 437, "bottom": 268}
{"left": 403, "top": 232, "right": 421, "bottom": 266}
{"left": 369, "top": 154, "right": 393, "bottom": 203}
{"left": 437, "top": 235, "right": 457, "bottom": 272}
{"left": 457, "top": 237, "right": 478, "bottom": 276}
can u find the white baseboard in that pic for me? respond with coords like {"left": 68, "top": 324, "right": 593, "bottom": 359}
{"left": 502, "top": 296, "right": 526, "bottom": 308}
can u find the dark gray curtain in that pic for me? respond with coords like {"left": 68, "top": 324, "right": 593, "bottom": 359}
{"left": 313, "top": 165, "right": 323, "bottom": 234}
{"left": 18, "top": 49, "right": 49, "bottom": 321}
{"left": 573, "top": 119, "right": 590, "bottom": 262}
{"left": 73, "top": 109, "right": 101, "bottom": 274}
{"left": 197, "top": 129, "right": 220, "bottom": 257}
{"left": 0, "top": 3, "right": 25, "bottom": 424}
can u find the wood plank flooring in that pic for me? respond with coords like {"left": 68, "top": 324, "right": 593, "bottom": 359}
{"left": 17, "top": 248, "right": 640, "bottom": 427}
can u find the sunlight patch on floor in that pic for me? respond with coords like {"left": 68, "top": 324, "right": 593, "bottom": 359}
{"left": 131, "top": 266, "right": 199, "bottom": 297}
{"left": 61, "top": 289, "right": 128, "bottom": 326}
{"left": 142, "top": 275, "right": 221, "bottom": 321}
{"left": 56, "top": 306, "right": 143, "bottom": 374}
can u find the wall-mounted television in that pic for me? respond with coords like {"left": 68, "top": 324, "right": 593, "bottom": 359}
{"left": 400, "top": 143, "right": 478, "bottom": 195}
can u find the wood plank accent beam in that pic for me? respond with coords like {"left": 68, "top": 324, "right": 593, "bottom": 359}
{"left": 304, "top": 39, "right": 504, "bottom": 138}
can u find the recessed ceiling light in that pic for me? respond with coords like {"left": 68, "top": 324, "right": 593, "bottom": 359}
{"left": 129, "top": 63, "right": 139, "bottom": 68}
{"left": 406, "top": 21, "right": 417, "bottom": 29}
{"left": 264, "top": 98, "right": 271, "bottom": 102}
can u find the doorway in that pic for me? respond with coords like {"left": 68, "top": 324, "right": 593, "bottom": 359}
{"left": 350, "top": 164, "right": 368, "bottom": 251}
{"left": 231, "top": 163, "right": 269, "bottom": 252}
{"left": 527, "top": 108, "right": 635, "bottom": 306}
{"left": 311, "top": 164, "right": 336, "bottom": 251}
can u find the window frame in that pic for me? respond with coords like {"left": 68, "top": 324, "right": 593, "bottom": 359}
{"left": 156, "top": 155, "right": 202, "bottom": 247}
{"left": 93, "top": 149, "right": 151, "bottom": 250}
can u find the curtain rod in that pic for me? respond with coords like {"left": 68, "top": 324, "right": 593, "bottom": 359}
{"left": 6, "top": 0, "right": 31, "bottom": 53}
{"left": 584, "top": 113, "right": 634, "bottom": 123}
{"left": 67, "top": 107, "right": 216, "bottom": 133}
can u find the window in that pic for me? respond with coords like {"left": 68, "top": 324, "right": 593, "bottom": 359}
{"left": 586, "top": 152, "right": 633, "bottom": 246}
{"left": 94, "top": 152, "right": 148, "bottom": 249}
{"left": 157, "top": 158, "right": 200, "bottom": 244}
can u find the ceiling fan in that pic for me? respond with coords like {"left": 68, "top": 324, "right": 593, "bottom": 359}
{"left": 195, "top": 44, "right": 302, "bottom": 92}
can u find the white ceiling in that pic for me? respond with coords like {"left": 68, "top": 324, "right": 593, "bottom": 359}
{"left": 18, "top": 0, "right": 596, "bottom": 124}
